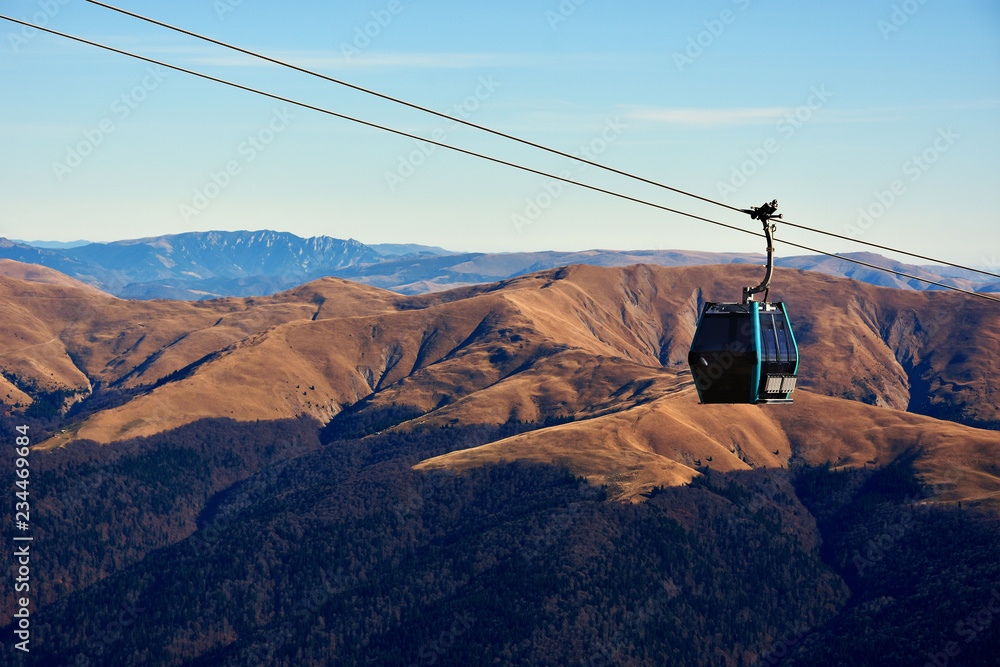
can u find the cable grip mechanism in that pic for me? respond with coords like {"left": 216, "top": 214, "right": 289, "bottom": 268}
{"left": 741, "top": 200, "right": 782, "bottom": 304}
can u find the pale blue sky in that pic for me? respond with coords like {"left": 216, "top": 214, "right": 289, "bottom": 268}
{"left": 1, "top": 0, "right": 998, "bottom": 266}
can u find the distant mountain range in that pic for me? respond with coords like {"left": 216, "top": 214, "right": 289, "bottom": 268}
{"left": 2, "top": 231, "right": 997, "bottom": 299}
{"left": 9, "top": 238, "right": 91, "bottom": 249}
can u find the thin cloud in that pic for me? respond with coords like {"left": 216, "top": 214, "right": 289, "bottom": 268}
{"left": 626, "top": 100, "right": 1000, "bottom": 127}
{"left": 625, "top": 107, "right": 790, "bottom": 126}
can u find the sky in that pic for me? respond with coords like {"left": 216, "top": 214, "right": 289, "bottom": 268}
{"left": 1, "top": 0, "right": 998, "bottom": 267}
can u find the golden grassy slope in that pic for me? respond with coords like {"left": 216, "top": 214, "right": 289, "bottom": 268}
{"left": 0, "top": 259, "right": 111, "bottom": 297}
{"left": 415, "top": 389, "right": 1000, "bottom": 504}
{"left": 0, "top": 275, "right": 401, "bottom": 422}
{"left": 1, "top": 261, "right": 996, "bottom": 503}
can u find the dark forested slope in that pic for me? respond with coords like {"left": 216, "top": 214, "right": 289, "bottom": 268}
{"left": 4, "top": 415, "right": 997, "bottom": 666}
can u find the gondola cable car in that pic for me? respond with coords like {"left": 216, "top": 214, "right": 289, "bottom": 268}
{"left": 687, "top": 200, "right": 799, "bottom": 404}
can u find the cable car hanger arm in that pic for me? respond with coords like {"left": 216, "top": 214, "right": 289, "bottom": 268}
{"left": 741, "top": 200, "right": 781, "bottom": 304}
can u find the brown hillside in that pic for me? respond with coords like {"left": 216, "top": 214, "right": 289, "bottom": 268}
{"left": 415, "top": 389, "right": 1000, "bottom": 504}
{"left": 2, "top": 262, "right": 997, "bottom": 503}
{"left": 0, "top": 275, "right": 401, "bottom": 414}
{"left": 358, "top": 263, "right": 1000, "bottom": 430}
{"left": 0, "top": 258, "right": 111, "bottom": 297}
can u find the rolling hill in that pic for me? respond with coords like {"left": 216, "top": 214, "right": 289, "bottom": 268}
{"left": 0, "top": 258, "right": 111, "bottom": 296}
{"left": 2, "top": 260, "right": 997, "bottom": 506}
{"left": 3, "top": 259, "right": 1000, "bottom": 665}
